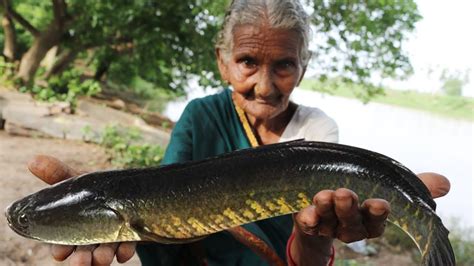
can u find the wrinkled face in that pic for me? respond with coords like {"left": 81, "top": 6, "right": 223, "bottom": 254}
{"left": 217, "top": 25, "right": 306, "bottom": 120}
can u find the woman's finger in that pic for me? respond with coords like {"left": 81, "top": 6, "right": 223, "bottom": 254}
{"left": 333, "top": 188, "right": 366, "bottom": 243}
{"left": 116, "top": 242, "right": 137, "bottom": 263}
{"left": 50, "top": 244, "right": 75, "bottom": 261}
{"left": 69, "top": 245, "right": 96, "bottom": 266}
{"left": 92, "top": 243, "right": 119, "bottom": 266}
{"left": 333, "top": 188, "right": 360, "bottom": 224}
{"left": 312, "top": 190, "right": 337, "bottom": 238}
{"left": 294, "top": 205, "right": 319, "bottom": 235}
{"left": 417, "top": 172, "right": 450, "bottom": 199}
{"left": 361, "top": 199, "right": 390, "bottom": 238}
{"left": 28, "top": 155, "right": 81, "bottom": 184}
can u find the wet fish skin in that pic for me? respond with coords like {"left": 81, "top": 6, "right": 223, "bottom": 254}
{"left": 5, "top": 140, "right": 454, "bottom": 265}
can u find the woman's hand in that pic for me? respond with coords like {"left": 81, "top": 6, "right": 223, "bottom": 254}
{"left": 28, "top": 155, "right": 136, "bottom": 266}
{"left": 290, "top": 172, "right": 450, "bottom": 266}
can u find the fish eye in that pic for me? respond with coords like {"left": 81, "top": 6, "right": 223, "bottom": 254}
{"left": 17, "top": 213, "right": 29, "bottom": 227}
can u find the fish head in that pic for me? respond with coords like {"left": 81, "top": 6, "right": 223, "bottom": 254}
{"left": 5, "top": 180, "right": 127, "bottom": 245}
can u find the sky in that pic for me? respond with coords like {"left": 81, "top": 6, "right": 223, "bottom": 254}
{"left": 384, "top": 0, "right": 474, "bottom": 96}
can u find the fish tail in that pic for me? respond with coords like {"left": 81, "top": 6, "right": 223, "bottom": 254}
{"left": 422, "top": 220, "right": 455, "bottom": 266}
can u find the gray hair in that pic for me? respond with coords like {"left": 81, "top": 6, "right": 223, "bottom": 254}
{"left": 216, "top": 0, "right": 311, "bottom": 67}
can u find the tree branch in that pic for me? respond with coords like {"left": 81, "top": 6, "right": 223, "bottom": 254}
{"left": 2, "top": 0, "right": 39, "bottom": 37}
{"left": 52, "top": 0, "right": 68, "bottom": 27}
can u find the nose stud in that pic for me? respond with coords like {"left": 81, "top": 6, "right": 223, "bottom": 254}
{"left": 254, "top": 84, "right": 260, "bottom": 92}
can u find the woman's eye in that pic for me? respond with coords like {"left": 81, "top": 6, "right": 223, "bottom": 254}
{"left": 275, "top": 61, "right": 296, "bottom": 74}
{"left": 277, "top": 61, "right": 295, "bottom": 69}
{"left": 239, "top": 58, "right": 257, "bottom": 69}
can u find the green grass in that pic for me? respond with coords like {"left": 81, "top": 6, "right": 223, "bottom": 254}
{"left": 300, "top": 79, "right": 474, "bottom": 122}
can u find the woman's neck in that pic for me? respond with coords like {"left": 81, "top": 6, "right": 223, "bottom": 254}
{"left": 247, "top": 102, "right": 297, "bottom": 145}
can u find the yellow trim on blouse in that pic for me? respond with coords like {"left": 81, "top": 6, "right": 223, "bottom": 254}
{"left": 234, "top": 102, "right": 259, "bottom": 148}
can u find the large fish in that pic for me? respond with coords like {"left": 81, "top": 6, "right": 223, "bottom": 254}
{"left": 6, "top": 140, "right": 454, "bottom": 265}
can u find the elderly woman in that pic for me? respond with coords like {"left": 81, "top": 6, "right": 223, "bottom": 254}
{"left": 29, "top": 0, "right": 450, "bottom": 265}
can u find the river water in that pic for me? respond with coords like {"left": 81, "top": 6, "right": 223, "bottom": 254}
{"left": 164, "top": 87, "right": 474, "bottom": 228}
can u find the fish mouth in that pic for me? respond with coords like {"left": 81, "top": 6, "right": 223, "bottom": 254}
{"left": 5, "top": 203, "right": 13, "bottom": 227}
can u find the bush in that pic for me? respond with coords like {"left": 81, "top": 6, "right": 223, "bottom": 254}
{"left": 99, "top": 125, "right": 164, "bottom": 168}
{"left": 19, "top": 69, "right": 101, "bottom": 110}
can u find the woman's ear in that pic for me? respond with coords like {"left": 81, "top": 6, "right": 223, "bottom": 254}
{"left": 216, "top": 48, "right": 230, "bottom": 83}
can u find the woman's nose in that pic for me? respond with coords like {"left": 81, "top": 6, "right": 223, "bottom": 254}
{"left": 255, "top": 69, "right": 275, "bottom": 98}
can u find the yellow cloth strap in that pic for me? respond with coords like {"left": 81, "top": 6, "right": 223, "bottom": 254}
{"left": 234, "top": 102, "right": 259, "bottom": 148}
{"left": 232, "top": 99, "right": 286, "bottom": 266}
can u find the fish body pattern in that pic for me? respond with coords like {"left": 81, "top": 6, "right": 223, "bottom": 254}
{"left": 6, "top": 140, "right": 455, "bottom": 265}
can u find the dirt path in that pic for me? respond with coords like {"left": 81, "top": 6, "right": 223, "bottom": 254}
{"left": 0, "top": 131, "right": 141, "bottom": 266}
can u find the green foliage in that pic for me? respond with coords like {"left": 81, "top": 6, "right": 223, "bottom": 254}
{"left": 440, "top": 69, "right": 470, "bottom": 96}
{"left": 442, "top": 79, "right": 463, "bottom": 96}
{"left": 65, "top": 0, "right": 227, "bottom": 94}
{"left": 18, "top": 70, "right": 101, "bottom": 109}
{"left": 300, "top": 78, "right": 474, "bottom": 121}
{"left": 0, "top": 57, "right": 16, "bottom": 77}
{"left": 80, "top": 125, "right": 95, "bottom": 142}
{"left": 104, "top": 77, "right": 179, "bottom": 113}
{"left": 15, "top": 1, "right": 53, "bottom": 30}
{"left": 1, "top": 0, "right": 420, "bottom": 101}
{"left": 0, "top": 0, "right": 51, "bottom": 57}
{"left": 447, "top": 221, "right": 474, "bottom": 266}
{"left": 99, "top": 125, "right": 164, "bottom": 168}
{"left": 308, "top": 0, "right": 421, "bottom": 99}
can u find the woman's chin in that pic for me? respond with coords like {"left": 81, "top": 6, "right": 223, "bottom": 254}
{"left": 244, "top": 104, "right": 285, "bottom": 121}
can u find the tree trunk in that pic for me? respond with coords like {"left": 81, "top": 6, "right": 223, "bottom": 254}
{"left": 17, "top": 24, "right": 63, "bottom": 85}
{"left": 45, "top": 48, "right": 78, "bottom": 78}
{"left": 94, "top": 58, "right": 111, "bottom": 81}
{"left": 41, "top": 45, "right": 59, "bottom": 71}
{"left": 2, "top": 13, "right": 17, "bottom": 61}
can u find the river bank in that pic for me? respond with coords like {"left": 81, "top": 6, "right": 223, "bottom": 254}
{"left": 299, "top": 79, "right": 474, "bottom": 122}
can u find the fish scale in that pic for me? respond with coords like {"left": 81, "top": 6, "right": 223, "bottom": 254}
{"left": 6, "top": 140, "right": 454, "bottom": 265}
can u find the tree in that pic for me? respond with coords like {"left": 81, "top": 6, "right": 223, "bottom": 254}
{"left": 0, "top": 0, "right": 225, "bottom": 88}
{"left": 1, "top": 0, "right": 70, "bottom": 84}
{"left": 0, "top": 0, "right": 421, "bottom": 98}
{"left": 308, "top": 0, "right": 421, "bottom": 98}
{"left": 1, "top": 2, "right": 16, "bottom": 61}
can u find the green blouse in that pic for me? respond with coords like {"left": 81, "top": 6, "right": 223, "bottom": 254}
{"left": 136, "top": 88, "right": 292, "bottom": 266}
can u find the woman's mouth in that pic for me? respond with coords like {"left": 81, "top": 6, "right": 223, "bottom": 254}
{"left": 254, "top": 95, "right": 283, "bottom": 106}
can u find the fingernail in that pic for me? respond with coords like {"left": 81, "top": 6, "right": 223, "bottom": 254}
{"left": 335, "top": 196, "right": 352, "bottom": 210}
{"left": 371, "top": 207, "right": 386, "bottom": 216}
{"left": 28, "top": 157, "right": 41, "bottom": 171}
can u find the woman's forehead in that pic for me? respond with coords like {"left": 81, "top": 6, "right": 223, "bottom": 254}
{"left": 232, "top": 25, "right": 302, "bottom": 57}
